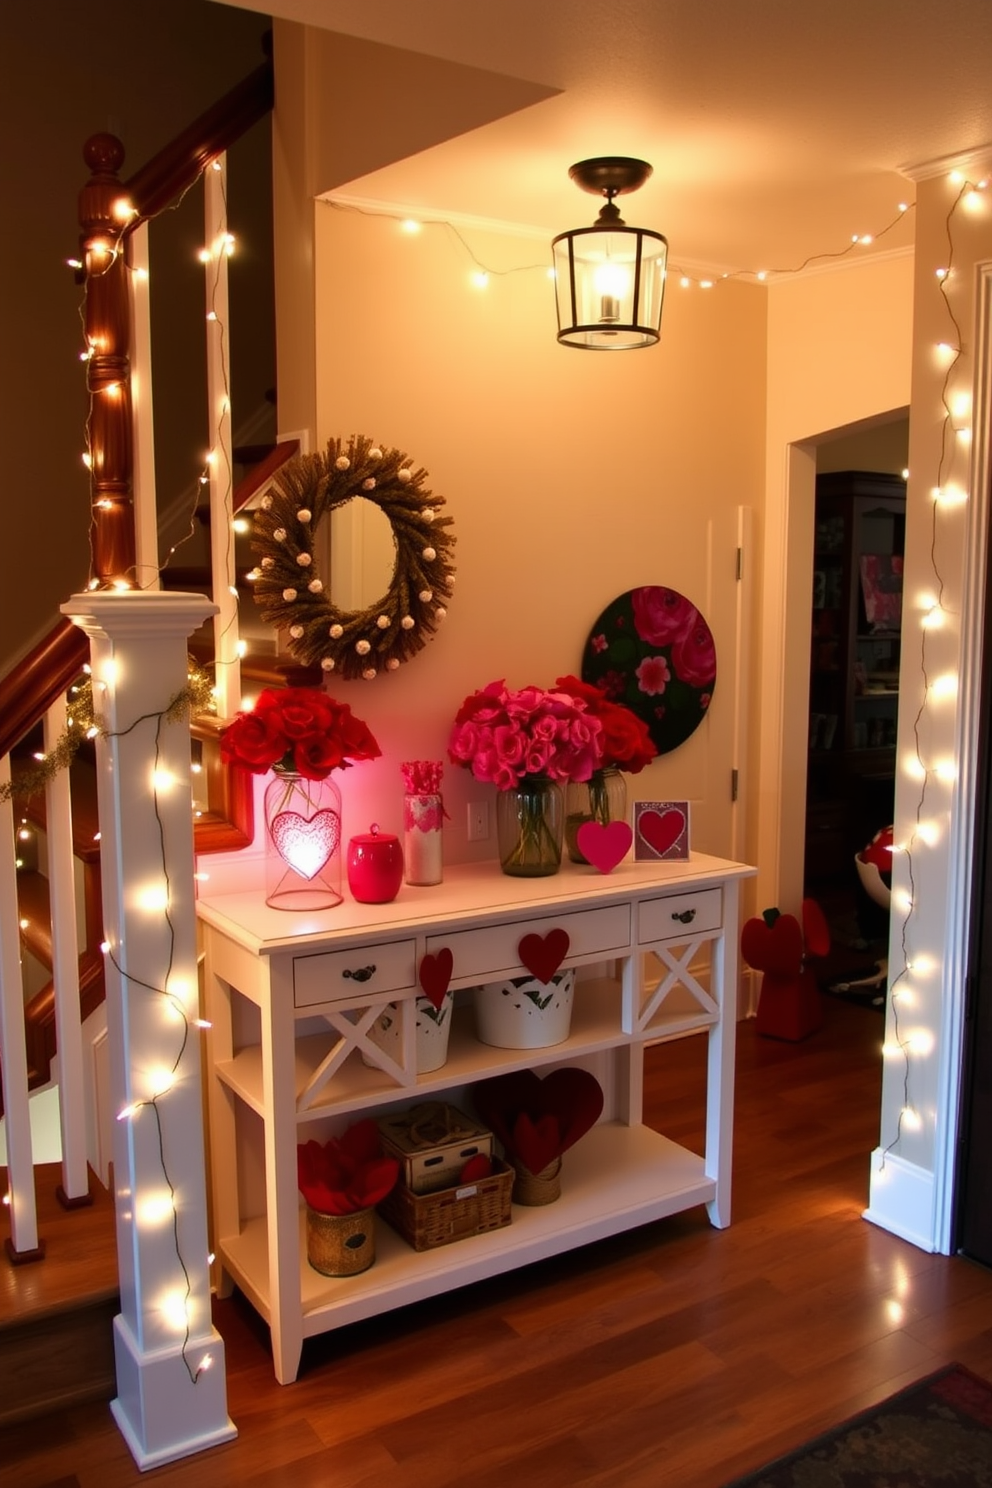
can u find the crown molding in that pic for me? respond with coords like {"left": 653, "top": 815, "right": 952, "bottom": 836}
{"left": 899, "top": 144, "right": 992, "bottom": 183}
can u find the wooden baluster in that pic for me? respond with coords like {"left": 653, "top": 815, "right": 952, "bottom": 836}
{"left": 78, "top": 133, "right": 136, "bottom": 589}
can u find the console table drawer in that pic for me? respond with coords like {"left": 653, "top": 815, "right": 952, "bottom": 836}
{"left": 293, "top": 938, "right": 417, "bottom": 1008}
{"left": 638, "top": 887, "right": 722, "bottom": 943}
{"left": 428, "top": 903, "right": 631, "bottom": 983}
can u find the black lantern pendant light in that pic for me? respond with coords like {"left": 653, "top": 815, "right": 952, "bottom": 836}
{"left": 552, "top": 157, "right": 667, "bottom": 349}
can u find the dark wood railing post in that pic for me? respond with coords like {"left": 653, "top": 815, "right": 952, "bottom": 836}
{"left": 78, "top": 133, "right": 136, "bottom": 589}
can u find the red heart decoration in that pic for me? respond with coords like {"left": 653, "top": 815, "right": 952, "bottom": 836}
{"left": 518, "top": 927, "right": 570, "bottom": 984}
{"left": 741, "top": 913, "right": 804, "bottom": 976}
{"left": 459, "top": 1153, "right": 492, "bottom": 1183}
{"left": 576, "top": 820, "right": 633, "bottom": 873}
{"left": 638, "top": 807, "right": 686, "bottom": 857}
{"left": 418, "top": 947, "right": 453, "bottom": 1009}
{"left": 473, "top": 1067, "right": 604, "bottom": 1174}
{"left": 512, "top": 1112, "right": 562, "bottom": 1176}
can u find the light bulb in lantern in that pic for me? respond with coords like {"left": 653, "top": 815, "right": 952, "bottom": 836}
{"left": 593, "top": 259, "right": 631, "bottom": 322}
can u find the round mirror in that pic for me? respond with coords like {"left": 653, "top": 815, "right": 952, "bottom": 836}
{"left": 329, "top": 499, "right": 396, "bottom": 613}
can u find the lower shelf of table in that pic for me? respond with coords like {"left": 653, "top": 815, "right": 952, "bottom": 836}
{"left": 217, "top": 1121, "right": 720, "bottom": 1350}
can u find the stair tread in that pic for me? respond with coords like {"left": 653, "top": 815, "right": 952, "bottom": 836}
{"left": 0, "top": 1164, "right": 118, "bottom": 1329}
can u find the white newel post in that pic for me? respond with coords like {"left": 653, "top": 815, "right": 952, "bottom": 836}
{"left": 62, "top": 591, "right": 236, "bottom": 1471}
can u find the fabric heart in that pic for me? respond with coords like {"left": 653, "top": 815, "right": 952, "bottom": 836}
{"left": 418, "top": 948, "right": 453, "bottom": 1009}
{"left": 472, "top": 1067, "right": 604, "bottom": 1174}
{"left": 576, "top": 820, "right": 633, "bottom": 873}
{"left": 638, "top": 807, "right": 686, "bottom": 857}
{"left": 518, "top": 927, "right": 570, "bottom": 984}
{"left": 270, "top": 808, "right": 340, "bottom": 880}
{"left": 512, "top": 1112, "right": 563, "bottom": 1176}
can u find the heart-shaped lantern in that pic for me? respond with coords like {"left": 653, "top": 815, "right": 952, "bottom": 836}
{"left": 270, "top": 808, "right": 341, "bottom": 880}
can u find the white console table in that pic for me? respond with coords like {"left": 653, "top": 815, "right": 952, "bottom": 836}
{"left": 198, "top": 852, "right": 753, "bottom": 1383}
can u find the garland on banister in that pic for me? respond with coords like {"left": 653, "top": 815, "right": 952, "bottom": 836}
{"left": 0, "top": 664, "right": 215, "bottom": 804}
{"left": 249, "top": 434, "right": 456, "bottom": 682}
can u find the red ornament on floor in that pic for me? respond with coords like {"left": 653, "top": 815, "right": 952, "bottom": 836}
{"left": 742, "top": 899, "right": 830, "bottom": 1042}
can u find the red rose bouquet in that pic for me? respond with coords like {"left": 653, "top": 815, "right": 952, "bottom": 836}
{"left": 220, "top": 686, "right": 381, "bottom": 781}
{"left": 554, "top": 675, "right": 656, "bottom": 775}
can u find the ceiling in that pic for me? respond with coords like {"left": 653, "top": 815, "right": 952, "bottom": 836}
{"left": 225, "top": 0, "right": 992, "bottom": 274}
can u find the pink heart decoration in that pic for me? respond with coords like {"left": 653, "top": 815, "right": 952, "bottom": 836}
{"left": 576, "top": 820, "right": 633, "bottom": 873}
{"left": 518, "top": 927, "right": 570, "bottom": 984}
{"left": 638, "top": 807, "right": 686, "bottom": 857}
{"left": 418, "top": 948, "right": 453, "bottom": 1010}
{"left": 270, "top": 809, "right": 340, "bottom": 880}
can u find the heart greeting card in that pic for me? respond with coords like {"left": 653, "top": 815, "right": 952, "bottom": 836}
{"left": 634, "top": 800, "right": 690, "bottom": 860}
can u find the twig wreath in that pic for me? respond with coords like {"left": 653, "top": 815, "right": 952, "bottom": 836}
{"left": 250, "top": 434, "right": 455, "bottom": 681}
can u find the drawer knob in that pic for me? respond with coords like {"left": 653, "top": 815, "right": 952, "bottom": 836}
{"left": 342, "top": 964, "right": 376, "bottom": 982}
{"left": 671, "top": 908, "right": 696, "bottom": 924}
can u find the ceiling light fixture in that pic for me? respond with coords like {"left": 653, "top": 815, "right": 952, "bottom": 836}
{"left": 552, "top": 157, "right": 667, "bottom": 350}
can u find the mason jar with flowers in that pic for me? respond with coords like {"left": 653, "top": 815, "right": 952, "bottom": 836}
{"left": 554, "top": 675, "right": 657, "bottom": 864}
{"left": 220, "top": 686, "right": 381, "bottom": 910}
{"left": 448, "top": 680, "right": 603, "bottom": 876}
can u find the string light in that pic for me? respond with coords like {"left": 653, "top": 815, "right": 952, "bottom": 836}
{"left": 875, "top": 167, "right": 986, "bottom": 1175}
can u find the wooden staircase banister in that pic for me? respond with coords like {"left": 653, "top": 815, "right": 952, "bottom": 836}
{"left": 124, "top": 54, "right": 274, "bottom": 224}
{"left": 0, "top": 620, "right": 89, "bottom": 763}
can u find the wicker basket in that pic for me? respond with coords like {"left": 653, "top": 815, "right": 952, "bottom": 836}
{"left": 305, "top": 1204, "right": 376, "bottom": 1276}
{"left": 510, "top": 1156, "right": 562, "bottom": 1206}
{"left": 379, "top": 1158, "right": 514, "bottom": 1252}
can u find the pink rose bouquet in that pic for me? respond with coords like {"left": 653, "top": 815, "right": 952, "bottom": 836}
{"left": 447, "top": 679, "right": 604, "bottom": 789}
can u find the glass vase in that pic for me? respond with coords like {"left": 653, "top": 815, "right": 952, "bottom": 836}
{"left": 565, "top": 766, "right": 628, "bottom": 864}
{"left": 264, "top": 769, "right": 343, "bottom": 911}
{"left": 403, "top": 791, "right": 443, "bottom": 885}
{"left": 496, "top": 775, "right": 563, "bottom": 877}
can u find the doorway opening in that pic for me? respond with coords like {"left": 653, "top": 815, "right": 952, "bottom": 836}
{"left": 802, "top": 416, "right": 909, "bottom": 1001}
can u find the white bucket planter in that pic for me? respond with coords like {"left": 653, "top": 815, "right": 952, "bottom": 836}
{"left": 473, "top": 968, "right": 575, "bottom": 1049}
{"left": 365, "top": 993, "right": 454, "bottom": 1074}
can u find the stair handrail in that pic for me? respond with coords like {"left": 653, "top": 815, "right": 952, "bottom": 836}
{"left": 0, "top": 49, "right": 278, "bottom": 768}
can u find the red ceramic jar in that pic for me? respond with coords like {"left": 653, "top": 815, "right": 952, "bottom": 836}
{"left": 346, "top": 825, "right": 404, "bottom": 903}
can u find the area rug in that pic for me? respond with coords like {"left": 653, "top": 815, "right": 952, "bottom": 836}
{"left": 724, "top": 1364, "right": 992, "bottom": 1486}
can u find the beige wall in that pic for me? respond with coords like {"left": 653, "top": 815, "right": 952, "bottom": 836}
{"left": 757, "top": 254, "right": 915, "bottom": 916}
{"left": 307, "top": 201, "right": 767, "bottom": 859}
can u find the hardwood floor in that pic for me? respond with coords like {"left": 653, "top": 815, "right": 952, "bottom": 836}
{"left": 5, "top": 995, "right": 992, "bottom": 1488}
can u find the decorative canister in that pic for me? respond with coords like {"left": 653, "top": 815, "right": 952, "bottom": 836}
{"left": 401, "top": 760, "right": 445, "bottom": 886}
{"left": 305, "top": 1205, "right": 376, "bottom": 1276}
{"left": 510, "top": 1156, "right": 563, "bottom": 1206}
{"left": 473, "top": 967, "right": 575, "bottom": 1049}
{"left": 404, "top": 791, "right": 444, "bottom": 886}
{"left": 347, "top": 825, "right": 404, "bottom": 903}
{"left": 364, "top": 991, "right": 455, "bottom": 1074}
